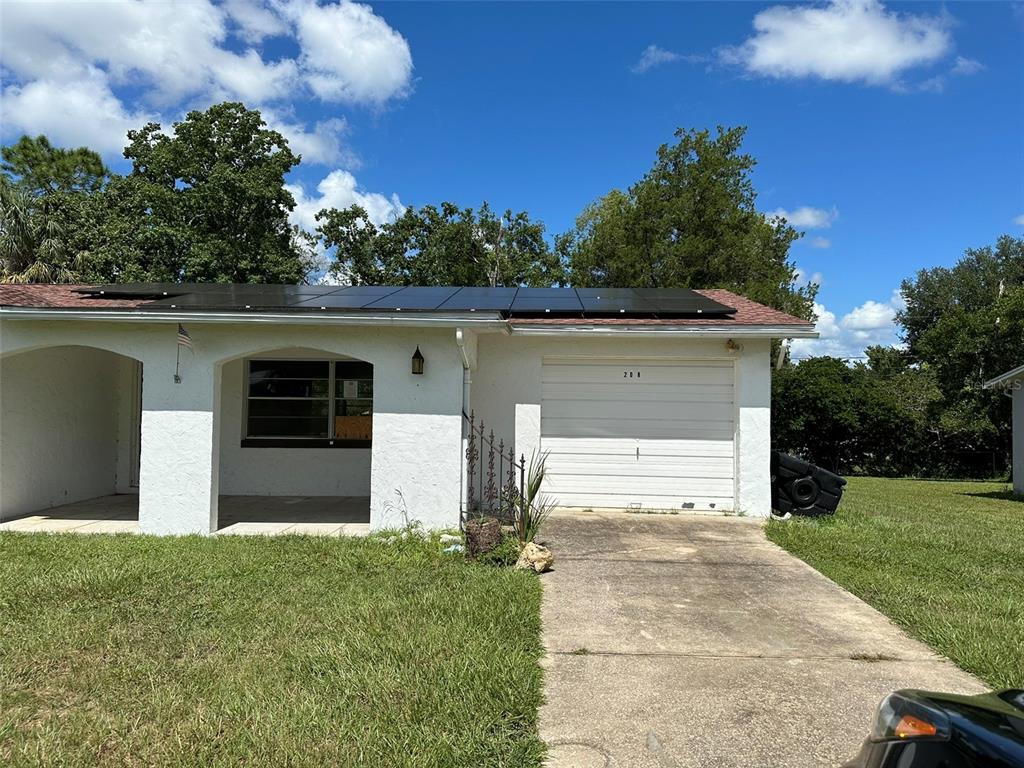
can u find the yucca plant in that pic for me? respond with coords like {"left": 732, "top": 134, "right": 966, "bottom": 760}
{"left": 511, "top": 450, "right": 556, "bottom": 545}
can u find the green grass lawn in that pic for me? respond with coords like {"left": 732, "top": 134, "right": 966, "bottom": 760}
{"left": 767, "top": 477, "right": 1024, "bottom": 690}
{"left": 0, "top": 531, "right": 545, "bottom": 767}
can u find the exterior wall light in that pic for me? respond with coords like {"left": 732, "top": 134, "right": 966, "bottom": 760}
{"left": 411, "top": 346, "right": 425, "bottom": 375}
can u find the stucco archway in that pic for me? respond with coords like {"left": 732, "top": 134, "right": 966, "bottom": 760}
{"left": 0, "top": 345, "right": 143, "bottom": 523}
{"left": 213, "top": 346, "right": 373, "bottom": 531}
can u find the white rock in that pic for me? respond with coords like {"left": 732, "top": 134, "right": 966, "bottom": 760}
{"left": 515, "top": 542, "right": 554, "bottom": 573}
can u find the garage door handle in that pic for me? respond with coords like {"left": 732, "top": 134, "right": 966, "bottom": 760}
{"left": 636, "top": 447, "right": 639, "bottom": 460}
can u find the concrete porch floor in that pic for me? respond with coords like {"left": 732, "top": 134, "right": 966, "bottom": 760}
{"left": 0, "top": 494, "right": 371, "bottom": 536}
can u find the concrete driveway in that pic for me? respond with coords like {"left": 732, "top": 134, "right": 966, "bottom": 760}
{"left": 539, "top": 511, "right": 985, "bottom": 767}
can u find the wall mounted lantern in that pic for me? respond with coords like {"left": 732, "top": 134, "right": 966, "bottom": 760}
{"left": 411, "top": 346, "right": 425, "bottom": 375}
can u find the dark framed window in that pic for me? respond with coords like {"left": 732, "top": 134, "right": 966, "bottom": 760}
{"left": 243, "top": 359, "right": 373, "bottom": 447}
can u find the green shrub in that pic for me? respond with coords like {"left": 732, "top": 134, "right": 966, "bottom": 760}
{"left": 476, "top": 534, "right": 522, "bottom": 567}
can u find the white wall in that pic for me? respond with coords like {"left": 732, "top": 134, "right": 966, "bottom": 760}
{"left": 734, "top": 339, "right": 772, "bottom": 516}
{"left": 1014, "top": 384, "right": 1023, "bottom": 495}
{"left": 217, "top": 356, "right": 371, "bottom": 496}
{"left": 1, "top": 319, "right": 466, "bottom": 533}
{"left": 0, "top": 346, "right": 137, "bottom": 520}
{"left": 470, "top": 333, "right": 773, "bottom": 516}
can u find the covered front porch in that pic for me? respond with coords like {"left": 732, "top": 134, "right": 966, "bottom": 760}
{"left": 0, "top": 319, "right": 468, "bottom": 534}
{"left": 0, "top": 494, "right": 371, "bottom": 536}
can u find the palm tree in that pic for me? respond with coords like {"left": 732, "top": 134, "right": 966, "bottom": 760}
{"left": 0, "top": 179, "right": 83, "bottom": 283}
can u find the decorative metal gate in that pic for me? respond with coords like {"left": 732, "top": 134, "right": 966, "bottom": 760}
{"left": 462, "top": 411, "right": 526, "bottom": 527}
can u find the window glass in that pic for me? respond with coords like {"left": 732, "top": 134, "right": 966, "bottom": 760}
{"left": 334, "top": 362, "right": 373, "bottom": 441}
{"left": 245, "top": 359, "right": 372, "bottom": 443}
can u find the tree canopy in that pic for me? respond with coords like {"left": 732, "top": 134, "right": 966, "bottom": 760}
{"left": 317, "top": 201, "right": 561, "bottom": 287}
{"left": 557, "top": 126, "right": 815, "bottom": 319}
{"left": 772, "top": 351, "right": 944, "bottom": 476}
{"left": 897, "top": 235, "right": 1023, "bottom": 469}
{"left": 0, "top": 137, "right": 106, "bottom": 283}
{"left": 78, "top": 103, "right": 310, "bottom": 284}
{"left": 774, "top": 235, "right": 1023, "bottom": 479}
{"left": 2, "top": 135, "right": 108, "bottom": 197}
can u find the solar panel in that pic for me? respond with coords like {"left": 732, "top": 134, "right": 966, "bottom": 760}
{"left": 632, "top": 288, "right": 736, "bottom": 315}
{"left": 363, "top": 286, "right": 462, "bottom": 310}
{"left": 291, "top": 287, "right": 406, "bottom": 310}
{"left": 78, "top": 283, "right": 196, "bottom": 298}
{"left": 74, "top": 282, "right": 737, "bottom": 317}
{"left": 138, "top": 285, "right": 338, "bottom": 309}
{"left": 575, "top": 288, "right": 658, "bottom": 314}
{"left": 510, "top": 288, "right": 584, "bottom": 314}
{"left": 436, "top": 287, "right": 519, "bottom": 312}
{"left": 141, "top": 292, "right": 250, "bottom": 308}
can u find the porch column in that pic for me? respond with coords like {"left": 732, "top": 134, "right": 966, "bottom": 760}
{"left": 736, "top": 339, "right": 772, "bottom": 517}
{"left": 514, "top": 403, "right": 541, "bottom": 469}
{"left": 138, "top": 350, "right": 221, "bottom": 535}
{"left": 369, "top": 339, "right": 463, "bottom": 531}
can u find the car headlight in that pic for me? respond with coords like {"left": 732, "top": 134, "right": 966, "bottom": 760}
{"left": 870, "top": 691, "right": 951, "bottom": 743}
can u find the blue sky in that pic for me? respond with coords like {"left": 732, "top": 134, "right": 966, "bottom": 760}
{"left": 2, "top": 1, "right": 1022, "bottom": 356}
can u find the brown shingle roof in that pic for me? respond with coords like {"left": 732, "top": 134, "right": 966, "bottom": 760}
{"left": 0, "top": 284, "right": 151, "bottom": 309}
{"left": 508, "top": 290, "right": 812, "bottom": 327}
{"left": 0, "top": 284, "right": 813, "bottom": 327}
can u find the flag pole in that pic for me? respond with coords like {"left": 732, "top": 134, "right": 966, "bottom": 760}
{"left": 174, "top": 341, "right": 182, "bottom": 383}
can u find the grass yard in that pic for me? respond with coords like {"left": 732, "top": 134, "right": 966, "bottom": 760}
{"left": 0, "top": 531, "right": 545, "bottom": 767}
{"left": 767, "top": 477, "right": 1024, "bottom": 690}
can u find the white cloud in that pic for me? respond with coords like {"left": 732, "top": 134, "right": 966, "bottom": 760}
{"left": 843, "top": 299, "right": 896, "bottom": 331}
{"left": 1, "top": 70, "right": 155, "bottom": 155}
{"left": 790, "top": 289, "right": 904, "bottom": 359}
{"left": 631, "top": 45, "right": 682, "bottom": 74}
{"left": 915, "top": 75, "right": 945, "bottom": 94}
{"left": 809, "top": 236, "right": 832, "bottom": 249}
{"left": 224, "top": 0, "right": 290, "bottom": 43}
{"left": 769, "top": 205, "right": 838, "bottom": 229}
{"left": 1013, "top": 214, "right": 1024, "bottom": 227}
{"left": 0, "top": 0, "right": 283, "bottom": 106}
{"left": 287, "top": 169, "right": 404, "bottom": 231}
{"left": 262, "top": 111, "right": 357, "bottom": 167}
{"left": 0, "top": 0, "right": 414, "bottom": 161}
{"left": 951, "top": 56, "right": 983, "bottom": 76}
{"left": 722, "top": 0, "right": 951, "bottom": 87}
{"left": 289, "top": 0, "right": 413, "bottom": 104}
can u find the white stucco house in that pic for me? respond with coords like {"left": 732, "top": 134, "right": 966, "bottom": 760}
{"left": 0, "top": 284, "right": 816, "bottom": 534}
{"left": 984, "top": 364, "right": 1023, "bottom": 494}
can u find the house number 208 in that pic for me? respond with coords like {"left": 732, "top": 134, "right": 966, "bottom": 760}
{"left": 623, "top": 370, "right": 640, "bottom": 378}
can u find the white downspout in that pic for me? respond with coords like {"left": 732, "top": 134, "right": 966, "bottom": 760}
{"left": 455, "top": 329, "right": 472, "bottom": 515}
{"left": 455, "top": 328, "right": 472, "bottom": 416}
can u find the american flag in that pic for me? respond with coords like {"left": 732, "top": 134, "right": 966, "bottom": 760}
{"left": 176, "top": 324, "right": 193, "bottom": 350}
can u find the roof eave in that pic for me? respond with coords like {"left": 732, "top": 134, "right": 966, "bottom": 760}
{"left": 0, "top": 306, "right": 818, "bottom": 337}
{"left": 0, "top": 306, "right": 508, "bottom": 328}
{"left": 983, "top": 363, "right": 1024, "bottom": 388}
{"left": 507, "top": 323, "right": 818, "bottom": 338}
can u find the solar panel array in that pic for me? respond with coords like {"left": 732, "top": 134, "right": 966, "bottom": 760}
{"left": 75, "top": 284, "right": 737, "bottom": 317}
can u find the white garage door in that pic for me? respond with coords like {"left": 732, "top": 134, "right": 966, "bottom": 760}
{"left": 541, "top": 358, "right": 735, "bottom": 511}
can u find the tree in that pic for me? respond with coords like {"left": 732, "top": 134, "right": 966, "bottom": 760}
{"left": 317, "top": 201, "right": 562, "bottom": 286}
{"left": 0, "top": 136, "right": 108, "bottom": 283}
{"left": 0, "top": 178, "right": 84, "bottom": 283}
{"left": 898, "top": 235, "right": 1023, "bottom": 474}
{"left": 772, "top": 357, "right": 862, "bottom": 472}
{"left": 80, "top": 102, "right": 311, "bottom": 284}
{"left": 2, "top": 135, "right": 108, "bottom": 197}
{"left": 558, "top": 126, "right": 815, "bottom": 319}
{"left": 771, "top": 352, "right": 944, "bottom": 477}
